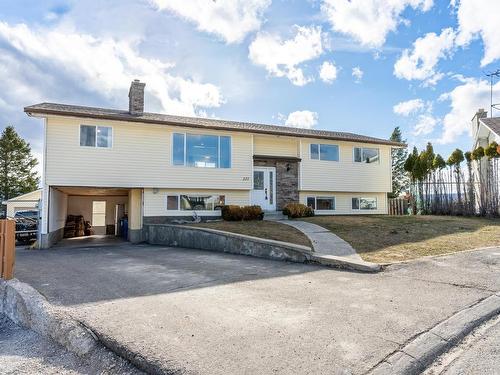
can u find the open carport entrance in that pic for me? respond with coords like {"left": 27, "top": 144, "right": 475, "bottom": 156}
{"left": 44, "top": 186, "right": 139, "bottom": 248}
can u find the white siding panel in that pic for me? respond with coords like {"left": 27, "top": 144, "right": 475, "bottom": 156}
{"left": 144, "top": 188, "right": 250, "bottom": 217}
{"left": 45, "top": 116, "right": 253, "bottom": 189}
{"left": 253, "top": 135, "right": 299, "bottom": 157}
{"left": 300, "top": 140, "right": 392, "bottom": 192}
{"left": 300, "top": 191, "right": 388, "bottom": 215}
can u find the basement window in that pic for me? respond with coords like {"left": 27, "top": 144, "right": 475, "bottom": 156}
{"left": 166, "top": 194, "right": 225, "bottom": 211}
{"left": 306, "top": 196, "right": 335, "bottom": 211}
{"left": 352, "top": 197, "right": 377, "bottom": 210}
{"left": 80, "top": 125, "right": 112, "bottom": 148}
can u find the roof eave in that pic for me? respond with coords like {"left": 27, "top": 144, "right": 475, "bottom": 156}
{"left": 24, "top": 106, "right": 405, "bottom": 147}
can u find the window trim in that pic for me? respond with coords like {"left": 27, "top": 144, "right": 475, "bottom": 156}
{"left": 353, "top": 147, "right": 380, "bottom": 164}
{"left": 310, "top": 143, "right": 340, "bottom": 162}
{"left": 351, "top": 197, "right": 378, "bottom": 210}
{"left": 171, "top": 132, "right": 232, "bottom": 168}
{"left": 306, "top": 196, "right": 336, "bottom": 211}
{"left": 165, "top": 193, "right": 226, "bottom": 212}
{"left": 79, "top": 125, "right": 113, "bottom": 149}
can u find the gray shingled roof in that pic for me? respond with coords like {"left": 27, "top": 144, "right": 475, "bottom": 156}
{"left": 480, "top": 117, "right": 500, "bottom": 136}
{"left": 24, "top": 102, "right": 405, "bottom": 147}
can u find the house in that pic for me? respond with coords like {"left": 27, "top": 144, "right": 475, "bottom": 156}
{"left": 2, "top": 189, "right": 42, "bottom": 218}
{"left": 25, "top": 80, "right": 404, "bottom": 248}
{"left": 471, "top": 109, "right": 500, "bottom": 149}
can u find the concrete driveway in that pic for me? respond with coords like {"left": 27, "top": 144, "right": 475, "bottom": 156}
{"left": 14, "top": 244, "right": 500, "bottom": 374}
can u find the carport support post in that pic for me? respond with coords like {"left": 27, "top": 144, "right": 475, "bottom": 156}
{"left": 128, "top": 189, "right": 143, "bottom": 243}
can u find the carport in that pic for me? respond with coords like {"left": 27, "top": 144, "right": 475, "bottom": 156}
{"left": 40, "top": 186, "right": 143, "bottom": 248}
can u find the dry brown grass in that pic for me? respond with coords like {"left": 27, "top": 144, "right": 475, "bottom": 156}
{"left": 190, "top": 220, "right": 312, "bottom": 248}
{"left": 303, "top": 215, "right": 500, "bottom": 263}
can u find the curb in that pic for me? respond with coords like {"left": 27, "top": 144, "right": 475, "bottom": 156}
{"left": 368, "top": 293, "right": 500, "bottom": 374}
{"left": 311, "top": 254, "right": 381, "bottom": 273}
{"left": 0, "top": 279, "right": 142, "bottom": 374}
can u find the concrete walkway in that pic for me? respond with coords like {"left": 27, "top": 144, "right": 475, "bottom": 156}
{"left": 280, "top": 220, "right": 360, "bottom": 259}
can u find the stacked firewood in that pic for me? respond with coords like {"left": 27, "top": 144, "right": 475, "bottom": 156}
{"left": 64, "top": 215, "right": 88, "bottom": 238}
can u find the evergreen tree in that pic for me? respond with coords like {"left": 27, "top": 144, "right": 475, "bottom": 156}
{"left": 0, "top": 125, "right": 39, "bottom": 201}
{"left": 389, "top": 127, "right": 409, "bottom": 197}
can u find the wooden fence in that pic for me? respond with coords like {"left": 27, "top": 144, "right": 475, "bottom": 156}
{"left": 389, "top": 198, "right": 409, "bottom": 216}
{"left": 0, "top": 219, "right": 15, "bottom": 280}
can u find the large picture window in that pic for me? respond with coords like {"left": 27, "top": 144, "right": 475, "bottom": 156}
{"left": 306, "top": 196, "right": 336, "bottom": 211}
{"left": 354, "top": 147, "right": 379, "bottom": 163}
{"left": 173, "top": 133, "right": 231, "bottom": 168}
{"left": 310, "top": 144, "right": 339, "bottom": 161}
{"left": 352, "top": 197, "right": 377, "bottom": 210}
{"left": 80, "top": 125, "right": 112, "bottom": 148}
{"left": 166, "top": 194, "right": 225, "bottom": 211}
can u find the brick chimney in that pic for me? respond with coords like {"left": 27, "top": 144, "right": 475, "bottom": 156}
{"left": 129, "top": 79, "right": 145, "bottom": 115}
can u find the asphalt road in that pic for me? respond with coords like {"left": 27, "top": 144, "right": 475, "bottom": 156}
{"left": 0, "top": 314, "right": 139, "bottom": 374}
{"left": 14, "top": 244, "right": 500, "bottom": 374}
{"left": 425, "top": 314, "right": 500, "bottom": 375}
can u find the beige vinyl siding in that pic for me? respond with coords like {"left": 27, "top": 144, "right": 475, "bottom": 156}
{"left": 253, "top": 135, "right": 299, "bottom": 157}
{"left": 144, "top": 188, "right": 250, "bottom": 217}
{"left": 45, "top": 116, "right": 253, "bottom": 190}
{"left": 300, "top": 191, "right": 388, "bottom": 215}
{"left": 300, "top": 140, "right": 392, "bottom": 192}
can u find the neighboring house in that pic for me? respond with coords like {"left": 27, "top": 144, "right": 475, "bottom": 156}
{"left": 471, "top": 109, "right": 500, "bottom": 149}
{"left": 25, "top": 80, "right": 404, "bottom": 248}
{"left": 471, "top": 109, "right": 500, "bottom": 185}
{"left": 2, "top": 189, "right": 42, "bottom": 218}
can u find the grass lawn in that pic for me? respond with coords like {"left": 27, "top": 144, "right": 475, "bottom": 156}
{"left": 189, "top": 220, "right": 312, "bottom": 248}
{"left": 303, "top": 215, "right": 500, "bottom": 263}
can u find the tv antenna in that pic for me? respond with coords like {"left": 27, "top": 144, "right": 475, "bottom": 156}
{"left": 485, "top": 69, "right": 500, "bottom": 117}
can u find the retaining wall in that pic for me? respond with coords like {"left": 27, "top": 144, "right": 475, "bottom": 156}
{"left": 146, "top": 224, "right": 313, "bottom": 263}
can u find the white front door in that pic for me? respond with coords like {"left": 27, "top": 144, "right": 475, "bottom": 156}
{"left": 252, "top": 167, "right": 276, "bottom": 211}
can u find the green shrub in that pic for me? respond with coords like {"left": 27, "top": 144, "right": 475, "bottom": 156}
{"left": 282, "top": 203, "right": 314, "bottom": 218}
{"left": 221, "top": 205, "right": 264, "bottom": 221}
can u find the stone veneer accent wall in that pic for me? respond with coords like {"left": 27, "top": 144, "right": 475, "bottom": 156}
{"left": 254, "top": 156, "right": 300, "bottom": 210}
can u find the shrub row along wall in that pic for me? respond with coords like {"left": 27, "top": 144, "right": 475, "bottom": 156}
{"left": 146, "top": 224, "right": 312, "bottom": 263}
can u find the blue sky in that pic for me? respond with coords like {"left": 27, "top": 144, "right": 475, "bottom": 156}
{"left": 1, "top": 0, "right": 500, "bottom": 177}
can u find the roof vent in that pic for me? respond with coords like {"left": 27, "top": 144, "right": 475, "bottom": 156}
{"left": 129, "top": 79, "right": 145, "bottom": 116}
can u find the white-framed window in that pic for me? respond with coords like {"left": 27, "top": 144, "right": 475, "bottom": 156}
{"left": 92, "top": 201, "right": 106, "bottom": 226}
{"left": 352, "top": 197, "right": 377, "bottom": 210}
{"left": 306, "top": 196, "right": 336, "bottom": 211}
{"left": 166, "top": 194, "right": 226, "bottom": 211}
{"left": 310, "top": 143, "right": 339, "bottom": 161}
{"left": 353, "top": 147, "right": 379, "bottom": 163}
{"left": 172, "top": 133, "right": 231, "bottom": 168}
{"left": 80, "top": 125, "right": 112, "bottom": 148}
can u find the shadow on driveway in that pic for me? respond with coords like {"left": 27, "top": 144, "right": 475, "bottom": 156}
{"left": 15, "top": 243, "right": 322, "bottom": 306}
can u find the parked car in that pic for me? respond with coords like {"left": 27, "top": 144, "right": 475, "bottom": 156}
{"left": 14, "top": 210, "right": 38, "bottom": 243}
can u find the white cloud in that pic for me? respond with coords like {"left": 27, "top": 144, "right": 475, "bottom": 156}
{"left": 393, "top": 27, "right": 455, "bottom": 85}
{"left": 284, "top": 110, "right": 318, "bottom": 129}
{"left": 319, "top": 61, "right": 338, "bottom": 84}
{"left": 438, "top": 77, "right": 500, "bottom": 144}
{"left": 248, "top": 25, "right": 325, "bottom": 86}
{"left": 454, "top": 0, "right": 500, "bottom": 66}
{"left": 0, "top": 22, "right": 223, "bottom": 117}
{"left": 150, "top": 0, "right": 271, "bottom": 44}
{"left": 393, "top": 99, "right": 425, "bottom": 116}
{"left": 352, "top": 66, "right": 363, "bottom": 83}
{"left": 321, "top": 0, "right": 433, "bottom": 48}
{"left": 413, "top": 114, "right": 438, "bottom": 135}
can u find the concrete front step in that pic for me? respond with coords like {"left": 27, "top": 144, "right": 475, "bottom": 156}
{"left": 263, "top": 211, "right": 288, "bottom": 221}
